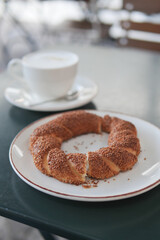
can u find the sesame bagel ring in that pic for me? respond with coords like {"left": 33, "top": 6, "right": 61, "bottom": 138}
{"left": 30, "top": 110, "right": 140, "bottom": 185}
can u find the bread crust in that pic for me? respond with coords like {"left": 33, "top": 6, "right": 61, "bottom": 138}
{"left": 30, "top": 111, "right": 140, "bottom": 185}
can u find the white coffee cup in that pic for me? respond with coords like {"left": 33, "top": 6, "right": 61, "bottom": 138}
{"left": 7, "top": 50, "right": 79, "bottom": 101}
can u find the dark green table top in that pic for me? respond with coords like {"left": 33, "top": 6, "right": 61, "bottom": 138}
{"left": 0, "top": 45, "right": 160, "bottom": 240}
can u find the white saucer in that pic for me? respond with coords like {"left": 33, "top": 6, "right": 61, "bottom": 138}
{"left": 4, "top": 75, "right": 98, "bottom": 112}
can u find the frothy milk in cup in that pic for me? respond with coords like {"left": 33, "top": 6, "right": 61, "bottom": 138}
{"left": 8, "top": 51, "right": 79, "bottom": 101}
{"left": 24, "top": 52, "right": 78, "bottom": 69}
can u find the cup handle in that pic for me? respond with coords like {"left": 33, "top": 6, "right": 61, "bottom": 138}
{"left": 7, "top": 59, "right": 23, "bottom": 81}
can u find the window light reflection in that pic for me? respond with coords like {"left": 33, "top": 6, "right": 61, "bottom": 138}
{"left": 13, "top": 145, "right": 23, "bottom": 158}
{"left": 142, "top": 162, "right": 160, "bottom": 176}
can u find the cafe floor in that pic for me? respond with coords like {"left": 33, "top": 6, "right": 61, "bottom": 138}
{"left": 0, "top": 216, "right": 66, "bottom": 240}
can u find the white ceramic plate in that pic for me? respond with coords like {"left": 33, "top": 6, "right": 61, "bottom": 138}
{"left": 9, "top": 111, "right": 160, "bottom": 202}
{"left": 5, "top": 75, "right": 98, "bottom": 112}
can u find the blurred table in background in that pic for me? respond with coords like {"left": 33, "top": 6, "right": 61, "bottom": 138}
{"left": 0, "top": 0, "right": 160, "bottom": 72}
{"left": 0, "top": 43, "right": 160, "bottom": 240}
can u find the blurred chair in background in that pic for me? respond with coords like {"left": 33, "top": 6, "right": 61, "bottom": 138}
{"left": 109, "top": 0, "right": 160, "bottom": 51}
